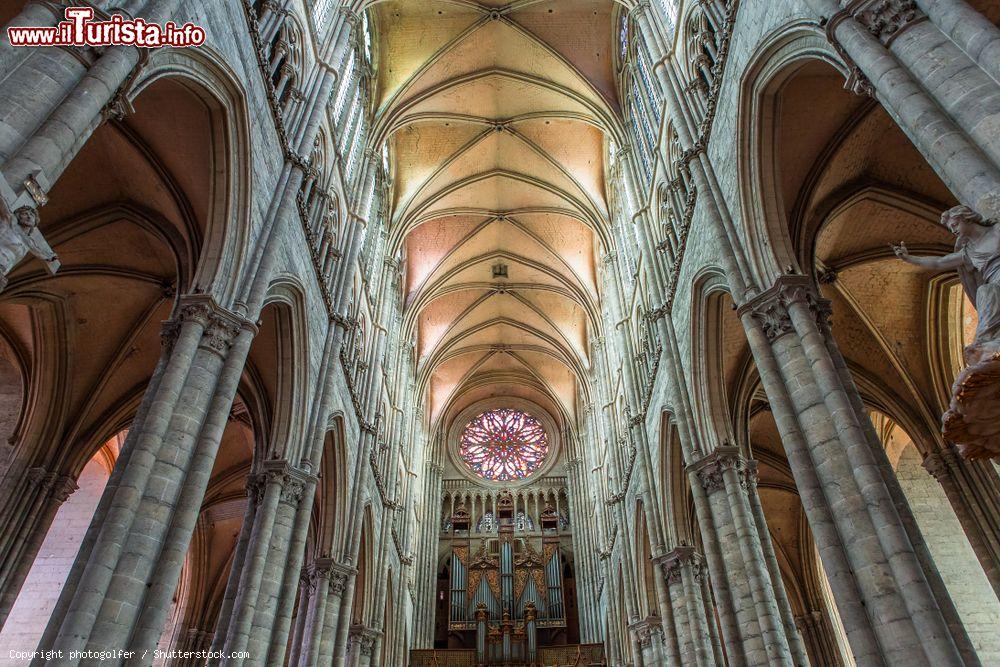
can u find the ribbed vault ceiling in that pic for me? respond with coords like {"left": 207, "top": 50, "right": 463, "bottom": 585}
{"left": 373, "top": 0, "right": 624, "bottom": 432}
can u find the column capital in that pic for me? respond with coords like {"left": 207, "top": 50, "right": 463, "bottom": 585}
{"left": 922, "top": 446, "right": 958, "bottom": 481}
{"left": 653, "top": 545, "right": 706, "bottom": 585}
{"left": 325, "top": 560, "right": 357, "bottom": 597}
{"left": 794, "top": 609, "right": 824, "bottom": 632}
{"left": 50, "top": 474, "right": 78, "bottom": 503}
{"left": 737, "top": 274, "right": 830, "bottom": 342}
{"left": 246, "top": 471, "right": 267, "bottom": 505}
{"left": 847, "top": 0, "right": 928, "bottom": 47}
{"left": 256, "top": 460, "right": 318, "bottom": 506}
{"left": 349, "top": 625, "right": 382, "bottom": 656}
{"left": 823, "top": 1, "right": 927, "bottom": 97}
{"left": 163, "top": 294, "right": 258, "bottom": 354}
{"left": 628, "top": 615, "right": 661, "bottom": 648}
{"left": 338, "top": 5, "right": 360, "bottom": 25}
{"left": 26, "top": 468, "right": 79, "bottom": 502}
{"left": 686, "top": 446, "right": 745, "bottom": 495}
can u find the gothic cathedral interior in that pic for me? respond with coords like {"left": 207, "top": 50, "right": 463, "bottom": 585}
{"left": 0, "top": 0, "right": 999, "bottom": 665}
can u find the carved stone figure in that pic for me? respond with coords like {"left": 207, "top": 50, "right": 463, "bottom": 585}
{"left": 0, "top": 188, "right": 59, "bottom": 292}
{"left": 894, "top": 204, "right": 1000, "bottom": 458}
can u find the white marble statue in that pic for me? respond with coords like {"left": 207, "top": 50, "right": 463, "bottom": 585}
{"left": 894, "top": 204, "right": 1000, "bottom": 459}
{"left": 894, "top": 204, "right": 1000, "bottom": 364}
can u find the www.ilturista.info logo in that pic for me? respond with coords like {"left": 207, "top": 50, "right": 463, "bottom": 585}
{"left": 7, "top": 7, "right": 206, "bottom": 48}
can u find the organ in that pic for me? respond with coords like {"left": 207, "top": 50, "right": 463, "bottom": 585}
{"left": 444, "top": 491, "right": 568, "bottom": 665}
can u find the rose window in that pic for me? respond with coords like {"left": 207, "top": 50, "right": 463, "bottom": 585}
{"left": 459, "top": 408, "right": 548, "bottom": 481}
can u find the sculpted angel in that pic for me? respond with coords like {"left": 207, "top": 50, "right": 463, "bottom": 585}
{"left": 893, "top": 205, "right": 1000, "bottom": 365}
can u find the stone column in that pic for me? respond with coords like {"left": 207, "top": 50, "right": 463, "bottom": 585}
{"left": 655, "top": 547, "right": 720, "bottom": 667}
{"left": 737, "top": 273, "right": 978, "bottom": 665}
{"left": 817, "top": 0, "right": 1000, "bottom": 216}
{"left": 295, "top": 558, "right": 331, "bottom": 666}
{"left": 245, "top": 466, "right": 313, "bottom": 665}
{"left": 34, "top": 295, "right": 255, "bottom": 665}
{"left": 316, "top": 563, "right": 356, "bottom": 666}
{"left": 266, "top": 472, "right": 321, "bottom": 666}
{"left": 363, "top": 519, "right": 392, "bottom": 667}
{"left": 285, "top": 571, "right": 313, "bottom": 667}
{"left": 921, "top": 446, "right": 1000, "bottom": 597}
{"left": 414, "top": 461, "right": 442, "bottom": 648}
{"left": 220, "top": 461, "right": 312, "bottom": 664}
{"left": 565, "top": 457, "right": 601, "bottom": 643}
{"left": 355, "top": 626, "right": 382, "bottom": 667}
{"left": 630, "top": 616, "right": 666, "bottom": 667}
{"left": 653, "top": 312, "right": 749, "bottom": 667}
{"left": 743, "top": 461, "right": 811, "bottom": 665}
{"left": 913, "top": 0, "right": 1000, "bottom": 82}
{"left": 687, "top": 447, "right": 805, "bottom": 667}
{"left": 0, "top": 469, "right": 76, "bottom": 625}
{"left": 331, "top": 572, "right": 358, "bottom": 667}
{"left": 795, "top": 610, "right": 846, "bottom": 667}
{"left": 855, "top": 6, "right": 1000, "bottom": 168}
{"left": 208, "top": 478, "right": 260, "bottom": 660}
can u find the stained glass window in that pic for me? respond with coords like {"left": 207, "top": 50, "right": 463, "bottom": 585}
{"left": 459, "top": 408, "right": 548, "bottom": 481}
{"left": 619, "top": 13, "right": 629, "bottom": 61}
{"left": 655, "top": 0, "right": 679, "bottom": 40}
{"left": 477, "top": 512, "right": 496, "bottom": 533}
{"left": 361, "top": 12, "right": 373, "bottom": 65}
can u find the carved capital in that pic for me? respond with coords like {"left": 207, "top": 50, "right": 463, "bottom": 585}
{"left": 695, "top": 461, "right": 725, "bottom": 494}
{"left": 26, "top": 467, "right": 49, "bottom": 487}
{"left": 329, "top": 562, "right": 357, "bottom": 596}
{"left": 50, "top": 475, "right": 78, "bottom": 503}
{"left": 852, "top": 0, "right": 927, "bottom": 46}
{"left": 627, "top": 410, "right": 646, "bottom": 429}
{"left": 654, "top": 545, "right": 705, "bottom": 586}
{"left": 203, "top": 316, "right": 242, "bottom": 354}
{"left": 246, "top": 472, "right": 267, "bottom": 505}
{"left": 738, "top": 292, "right": 793, "bottom": 343}
{"left": 101, "top": 91, "right": 134, "bottom": 123}
{"left": 168, "top": 295, "right": 255, "bottom": 356}
{"left": 817, "top": 266, "right": 839, "bottom": 284}
{"left": 629, "top": 616, "right": 657, "bottom": 647}
{"left": 738, "top": 274, "right": 828, "bottom": 342}
{"left": 349, "top": 626, "right": 381, "bottom": 656}
{"left": 660, "top": 557, "right": 683, "bottom": 585}
{"left": 160, "top": 319, "right": 182, "bottom": 350}
{"left": 25, "top": 468, "right": 77, "bottom": 502}
{"left": 741, "top": 459, "right": 759, "bottom": 491}
{"left": 687, "top": 446, "right": 744, "bottom": 495}
{"left": 258, "top": 461, "right": 314, "bottom": 506}
{"left": 338, "top": 6, "right": 360, "bottom": 25}
{"left": 309, "top": 557, "right": 335, "bottom": 587}
{"left": 823, "top": 12, "right": 875, "bottom": 96}
{"left": 922, "top": 448, "right": 957, "bottom": 481}
{"left": 280, "top": 477, "right": 306, "bottom": 505}
{"left": 795, "top": 609, "right": 825, "bottom": 633}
